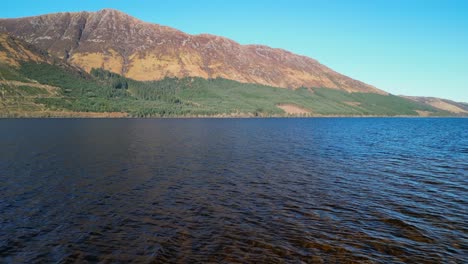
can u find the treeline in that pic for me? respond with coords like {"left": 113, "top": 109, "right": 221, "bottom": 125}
{"left": 128, "top": 78, "right": 185, "bottom": 104}
{"left": 15, "top": 62, "right": 448, "bottom": 117}
{"left": 90, "top": 68, "right": 129, "bottom": 89}
{"left": 91, "top": 68, "right": 184, "bottom": 104}
{"left": 20, "top": 63, "right": 128, "bottom": 98}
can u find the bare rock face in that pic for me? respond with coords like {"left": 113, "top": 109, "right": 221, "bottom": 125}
{"left": 0, "top": 9, "right": 386, "bottom": 93}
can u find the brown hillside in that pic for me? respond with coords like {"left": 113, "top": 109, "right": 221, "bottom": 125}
{"left": 0, "top": 9, "right": 386, "bottom": 94}
{"left": 0, "top": 33, "right": 49, "bottom": 66}
{"left": 403, "top": 96, "right": 468, "bottom": 114}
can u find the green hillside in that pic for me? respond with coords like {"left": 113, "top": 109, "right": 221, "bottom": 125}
{"left": 0, "top": 62, "right": 449, "bottom": 117}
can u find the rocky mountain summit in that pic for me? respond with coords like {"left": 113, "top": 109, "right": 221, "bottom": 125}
{"left": 0, "top": 9, "right": 385, "bottom": 94}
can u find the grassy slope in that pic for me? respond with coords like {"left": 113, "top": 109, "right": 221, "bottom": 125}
{"left": 0, "top": 62, "right": 450, "bottom": 117}
{"left": 174, "top": 78, "right": 441, "bottom": 116}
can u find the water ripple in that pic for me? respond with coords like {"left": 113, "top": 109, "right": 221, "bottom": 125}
{"left": 0, "top": 118, "right": 466, "bottom": 263}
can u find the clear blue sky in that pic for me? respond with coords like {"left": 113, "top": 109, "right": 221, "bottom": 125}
{"left": 2, "top": 0, "right": 467, "bottom": 102}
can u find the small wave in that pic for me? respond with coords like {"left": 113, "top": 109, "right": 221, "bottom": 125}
{"left": 381, "top": 218, "right": 434, "bottom": 243}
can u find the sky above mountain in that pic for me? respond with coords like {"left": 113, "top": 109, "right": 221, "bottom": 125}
{"left": 1, "top": 0, "right": 467, "bottom": 102}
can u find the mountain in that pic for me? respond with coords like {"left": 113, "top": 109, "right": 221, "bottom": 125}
{"left": 0, "top": 11, "right": 463, "bottom": 118}
{"left": 0, "top": 9, "right": 385, "bottom": 94}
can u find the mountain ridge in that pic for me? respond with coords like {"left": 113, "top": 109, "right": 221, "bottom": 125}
{"left": 0, "top": 9, "right": 386, "bottom": 94}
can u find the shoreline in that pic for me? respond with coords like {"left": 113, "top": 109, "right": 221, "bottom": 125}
{"left": 0, "top": 112, "right": 466, "bottom": 119}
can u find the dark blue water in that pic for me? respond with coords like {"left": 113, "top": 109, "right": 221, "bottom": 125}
{"left": 0, "top": 118, "right": 466, "bottom": 263}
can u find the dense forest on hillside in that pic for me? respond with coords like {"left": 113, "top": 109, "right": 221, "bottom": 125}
{"left": 0, "top": 62, "right": 448, "bottom": 117}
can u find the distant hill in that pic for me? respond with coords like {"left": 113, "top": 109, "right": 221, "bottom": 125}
{"left": 0, "top": 9, "right": 385, "bottom": 94}
{"left": 402, "top": 96, "right": 468, "bottom": 115}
